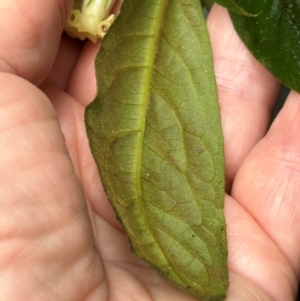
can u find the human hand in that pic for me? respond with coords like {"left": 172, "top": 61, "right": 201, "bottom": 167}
{"left": 0, "top": 1, "right": 298, "bottom": 300}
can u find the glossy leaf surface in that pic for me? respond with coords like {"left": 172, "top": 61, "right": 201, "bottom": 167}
{"left": 85, "top": 0, "right": 228, "bottom": 299}
{"left": 215, "top": 0, "right": 256, "bottom": 16}
{"left": 201, "top": 0, "right": 215, "bottom": 10}
{"left": 220, "top": 0, "right": 300, "bottom": 92}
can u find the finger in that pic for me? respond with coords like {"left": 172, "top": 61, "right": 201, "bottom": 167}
{"left": 67, "top": 40, "right": 99, "bottom": 105}
{"left": 0, "top": 0, "right": 73, "bottom": 84}
{"left": 44, "top": 34, "right": 84, "bottom": 91}
{"left": 224, "top": 195, "right": 297, "bottom": 300}
{"left": 207, "top": 5, "right": 281, "bottom": 190}
{"left": 232, "top": 90, "right": 300, "bottom": 282}
{"left": 66, "top": 0, "right": 124, "bottom": 104}
{"left": 41, "top": 82, "right": 121, "bottom": 229}
{"left": 0, "top": 73, "right": 107, "bottom": 299}
{"left": 63, "top": 40, "right": 117, "bottom": 227}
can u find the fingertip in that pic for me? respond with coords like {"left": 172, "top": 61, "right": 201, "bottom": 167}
{"left": 67, "top": 40, "right": 100, "bottom": 106}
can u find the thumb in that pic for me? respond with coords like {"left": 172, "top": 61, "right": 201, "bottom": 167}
{"left": 0, "top": 0, "right": 73, "bottom": 84}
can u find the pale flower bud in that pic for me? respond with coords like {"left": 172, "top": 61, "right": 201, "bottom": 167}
{"left": 65, "top": 0, "right": 116, "bottom": 43}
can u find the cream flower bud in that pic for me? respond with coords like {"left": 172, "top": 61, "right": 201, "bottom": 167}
{"left": 65, "top": 0, "right": 116, "bottom": 43}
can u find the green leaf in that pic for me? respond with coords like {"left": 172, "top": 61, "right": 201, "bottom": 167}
{"left": 228, "top": 0, "right": 300, "bottom": 92}
{"left": 201, "top": 0, "right": 215, "bottom": 10}
{"left": 85, "top": 0, "right": 228, "bottom": 300}
{"left": 215, "top": 0, "right": 257, "bottom": 16}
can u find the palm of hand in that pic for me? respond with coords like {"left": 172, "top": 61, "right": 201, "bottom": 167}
{"left": 0, "top": 2, "right": 299, "bottom": 301}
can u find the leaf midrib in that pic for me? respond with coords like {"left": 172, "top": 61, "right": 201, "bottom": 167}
{"left": 135, "top": 0, "right": 168, "bottom": 208}
{"left": 134, "top": 0, "right": 178, "bottom": 273}
{"left": 134, "top": 2, "right": 205, "bottom": 285}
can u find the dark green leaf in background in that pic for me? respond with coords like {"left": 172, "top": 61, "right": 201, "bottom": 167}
{"left": 215, "top": 0, "right": 256, "bottom": 16}
{"left": 217, "top": 0, "right": 300, "bottom": 92}
{"left": 85, "top": 0, "right": 228, "bottom": 300}
{"left": 201, "top": 0, "right": 215, "bottom": 10}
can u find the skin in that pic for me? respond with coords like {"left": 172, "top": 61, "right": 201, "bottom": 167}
{"left": 0, "top": 1, "right": 299, "bottom": 300}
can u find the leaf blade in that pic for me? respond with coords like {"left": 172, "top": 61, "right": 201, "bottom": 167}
{"left": 85, "top": 0, "right": 228, "bottom": 300}
{"left": 215, "top": 0, "right": 257, "bottom": 16}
